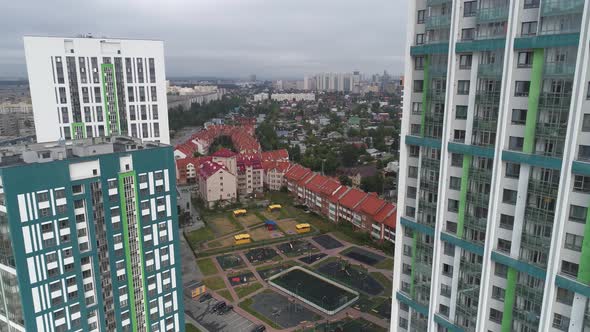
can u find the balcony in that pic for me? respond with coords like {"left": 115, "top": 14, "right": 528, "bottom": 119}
{"left": 478, "top": 63, "right": 503, "bottom": 78}
{"left": 429, "top": 89, "right": 447, "bottom": 102}
{"left": 429, "top": 64, "right": 448, "bottom": 77}
{"left": 538, "top": 92, "right": 572, "bottom": 111}
{"left": 528, "top": 178, "right": 560, "bottom": 197}
{"left": 477, "top": 6, "right": 509, "bottom": 23}
{"left": 475, "top": 91, "right": 501, "bottom": 105}
{"left": 525, "top": 206, "right": 555, "bottom": 224}
{"left": 520, "top": 232, "right": 552, "bottom": 252}
{"left": 544, "top": 62, "right": 576, "bottom": 77}
{"left": 541, "top": 0, "right": 584, "bottom": 17}
{"left": 472, "top": 117, "right": 498, "bottom": 131}
{"left": 426, "top": 0, "right": 451, "bottom": 6}
{"left": 535, "top": 123, "right": 568, "bottom": 140}
{"left": 421, "top": 157, "right": 441, "bottom": 170}
{"left": 463, "top": 215, "right": 488, "bottom": 233}
{"left": 516, "top": 284, "right": 544, "bottom": 303}
{"left": 513, "top": 307, "right": 541, "bottom": 326}
{"left": 469, "top": 167, "right": 492, "bottom": 182}
{"left": 425, "top": 14, "right": 451, "bottom": 29}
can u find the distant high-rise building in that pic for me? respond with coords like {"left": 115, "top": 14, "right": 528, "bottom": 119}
{"left": 0, "top": 136, "right": 184, "bottom": 331}
{"left": 313, "top": 73, "right": 356, "bottom": 92}
{"left": 393, "top": 1, "right": 590, "bottom": 332}
{"left": 24, "top": 36, "right": 170, "bottom": 144}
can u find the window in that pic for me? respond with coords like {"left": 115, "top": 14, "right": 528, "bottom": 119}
{"left": 490, "top": 308, "right": 503, "bottom": 323}
{"left": 454, "top": 130, "right": 466, "bottom": 142}
{"left": 451, "top": 153, "right": 463, "bottom": 167}
{"left": 448, "top": 199, "right": 459, "bottom": 212}
{"left": 461, "top": 28, "right": 475, "bottom": 41}
{"left": 407, "top": 186, "right": 417, "bottom": 199}
{"left": 524, "top": 0, "right": 540, "bottom": 8}
{"left": 464, "top": 1, "right": 477, "bottom": 17}
{"left": 406, "top": 206, "right": 416, "bottom": 218}
{"left": 458, "top": 80, "right": 470, "bottom": 95}
{"left": 511, "top": 109, "right": 527, "bottom": 124}
{"left": 491, "top": 286, "right": 505, "bottom": 300}
{"left": 442, "top": 264, "right": 453, "bottom": 277}
{"left": 443, "top": 242, "right": 455, "bottom": 256}
{"left": 509, "top": 136, "right": 524, "bottom": 151}
{"left": 569, "top": 205, "right": 587, "bottom": 222}
{"left": 403, "top": 245, "right": 412, "bottom": 256}
{"left": 498, "top": 238, "right": 511, "bottom": 253}
{"left": 152, "top": 105, "right": 159, "bottom": 120}
{"left": 449, "top": 177, "right": 461, "bottom": 190}
{"left": 587, "top": 82, "right": 590, "bottom": 99}
{"left": 517, "top": 51, "right": 533, "bottom": 68}
{"left": 499, "top": 214, "right": 514, "bottom": 230}
{"left": 564, "top": 233, "right": 583, "bottom": 251}
{"left": 439, "top": 304, "right": 450, "bottom": 318}
{"left": 409, "top": 145, "right": 420, "bottom": 157}
{"left": 579, "top": 145, "right": 590, "bottom": 161}
{"left": 440, "top": 284, "right": 452, "bottom": 297}
{"left": 502, "top": 189, "right": 517, "bottom": 205}
{"left": 446, "top": 221, "right": 457, "bottom": 234}
{"left": 416, "top": 34, "right": 425, "bottom": 45}
{"left": 495, "top": 263, "right": 508, "bottom": 278}
{"left": 556, "top": 287, "right": 574, "bottom": 305}
{"left": 408, "top": 166, "right": 418, "bottom": 178}
{"left": 573, "top": 175, "right": 590, "bottom": 193}
{"left": 553, "top": 313, "right": 570, "bottom": 331}
{"left": 521, "top": 21, "right": 538, "bottom": 36}
{"left": 515, "top": 81, "right": 531, "bottom": 97}
{"left": 561, "top": 260, "right": 579, "bottom": 277}
{"left": 505, "top": 163, "right": 520, "bottom": 179}
{"left": 417, "top": 10, "right": 425, "bottom": 24}
{"left": 459, "top": 54, "right": 472, "bottom": 69}
{"left": 412, "top": 102, "right": 422, "bottom": 115}
{"left": 415, "top": 56, "right": 425, "bottom": 70}
{"left": 582, "top": 114, "right": 590, "bottom": 131}
{"left": 414, "top": 80, "right": 424, "bottom": 92}
{"left": 456, "top": 105, "right": 467, "bottom": 119}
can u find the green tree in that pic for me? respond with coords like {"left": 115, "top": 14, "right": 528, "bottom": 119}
{"left": 339, "top": 175, "right": 352, "bottom": 186}
{"left": 341, "top": 144, "right": 362, "bottom": 167}
{"left": 361, "top": 174, "right": 384, "bottom": 194}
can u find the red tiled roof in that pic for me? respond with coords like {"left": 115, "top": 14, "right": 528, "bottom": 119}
{"left": 211, "top": 148, "right": 237, "bottom": 158}
{"left": 297, "top": 172, "right": 316, "bottom": 187}
{"left": 237, "top": 154, "right": 262, "bottom": 172}
{"left": 305, "top": 174, "right": 329, "bottom": 194}
{"left": 262, "top": 161, "right": 291, "bottom": 172}
{"left": 198, "top": 161, "right": 228, "bottom": 179}
{"left": 355, "top": 193, "right": 386, "bottom": 216}
{"left": 284, "top": 164, "right": 311, "bottom": 181}
{"left": 176, "top": 156, "right": 212, "bottom": 169}
{"left": 319, "top": 178, "right": 342, "bottom": 196}
{"left": 329, "top": 186, "right": 350, "bottom": 204}
{"left": 374, "top": 202, "right": 396, "bottom": 229}
{"left": 338, "top": 188, "right": 368, "bottom": 210}
{"left": 261, "top": 149, "right": 289, "bottom": 162}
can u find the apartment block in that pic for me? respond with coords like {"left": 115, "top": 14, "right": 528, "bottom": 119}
{"left": 0, "top": 136, "right": 183, "bottom": 331}
{"left": 393, "top": 1, "right": 590, "bottom": 331}
{"left": 24, "top": 36, "right": 170, "bottom": 144}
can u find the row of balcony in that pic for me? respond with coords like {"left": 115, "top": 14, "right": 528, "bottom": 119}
{"left": 541, "top": 0, "right": 584, "bottom": 17}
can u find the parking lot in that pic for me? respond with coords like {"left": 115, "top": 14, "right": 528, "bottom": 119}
{"left": 185, "top": 295, "right": 255, "bottom": 332}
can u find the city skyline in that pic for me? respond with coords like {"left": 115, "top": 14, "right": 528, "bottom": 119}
{"left": 0, "top": 0, "right": 407, "bottom": 80}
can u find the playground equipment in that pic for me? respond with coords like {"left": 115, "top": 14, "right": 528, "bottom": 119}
{"left": 295, "top": 223, "right": 311, "bottom": 234}
{"left": 268, "top": 204, "right": 282, "bottom": 212}
{"left": 233, "top": 209, "right": 247, "bottom": 217}
{"left": 265, "top": 220, "right": 278, "bottom": 231}
{"left": 234, "top": 233, "right": 252, "bottom": 245}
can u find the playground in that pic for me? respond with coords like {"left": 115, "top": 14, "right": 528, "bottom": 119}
{"left": 216, "top": 253, "right": 246, "bottom": 271}
{"left": 245, "top": 247, "right": 279, "bottom": 264}
{"left": 299, "top": 253, "right": 327, "bottom": 265}
{"left": 312, "top": 234, "right": 343, "bottom": 250}
{"left": 276, "top": 219, "right": 303, "bottom": 235}
{"left": 249, "top": 225, "right": 284, "bottom": 241}
{"left": 277, "top": 240, "right": 318, "bottom": 257}
{"left": 316, "top": 260, "right": 384, "bottom": 296}
{"left": 234, "top": 213, "right": 263, "bottom": 227}
{"left": 341, "top": 246, "right": 386, "bottom": 266}
{"left": 208, "top": 214, "right": 241, "bottom": 237}
{"left": 249, "top": 290, "right": 321, "bottom": 329}
{"left": 228, "top": 271, "right": 256, "bottom": 286}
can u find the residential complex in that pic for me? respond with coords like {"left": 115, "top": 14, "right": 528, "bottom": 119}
{"left": 306, "top": 72, "right": 361, "bottom": 93}
{"left": 0, "top": 103, "right": 35, "bottom": 137}
{"left": 393, "top": 1, "right": 590, "bottom": 332}
{"left": 24, "top": 36, "right": 170, "bottom": 144}
{"left": 0, "top": 136, "right": 183, "bottom": 331}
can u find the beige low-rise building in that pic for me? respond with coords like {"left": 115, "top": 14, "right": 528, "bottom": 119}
{"left": 197, "top": 160, "right": 237, "bottom": 207}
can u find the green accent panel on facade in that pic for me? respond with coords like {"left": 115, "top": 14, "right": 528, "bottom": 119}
{"left": 396, "top": 291, "right": 429, "bottom": 317}
{"left": 555, "top": 275, "right": 590, "bottom": 298}
{"left": 455, "top": 38, "right": 506, "bottom": 52}
{"left": 514, "top": 33, "right": 580, "bottom": 49}
{"left": 577, "top": 203, "right": 590, "bottom": 284}
{"left": 421, "top": 55, "right": 430, "bottom": 137}
{"left": 401, "top": 217, "right": 435, "bottom": 236}
{"left": 500, "top": 268, "right": 517, "bottom": 332}
{"left": 434, "top": 314, "right": 465, "bottom": 332}
{"left": 573, "top": 161, "right": 590, "bottom": 176}
{"left": 101, "top": 63, "right": 121, "bottom": 135}
{"left": 523, "top": 48, "right": 544, "bottom": 154}
{"left": 405, "top": 135, "right": 442, "bottom": 149}
{"left": 501, "top": 150, "right": 562, "bottom": 170}
{"left": 448, "top": 142, "right": 495, "bottom": 158}
{"left": 410, "top": 43, "right": 449, "bottom": 55}
{"left": 491, "top": 250, "right": 547, "bottom": 279}
{"left": 410, "top": 232, "right": 418, "bottom": 298}
{"left": 440, "top": 232, "right": 484, "bottom": 256}
{"left": 457, "top": 155, "right": 471, "bottom": 239}
{"left": 71, "top": 122, "right": 86, "bottom": 139}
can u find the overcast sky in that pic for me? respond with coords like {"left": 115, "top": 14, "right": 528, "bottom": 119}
{"left": 0, "top": 0, "right": 407, "bottom": 80}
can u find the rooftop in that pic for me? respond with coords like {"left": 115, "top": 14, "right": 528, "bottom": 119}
{"left": 0, "top": 136, "right": 166, "bottom": 168}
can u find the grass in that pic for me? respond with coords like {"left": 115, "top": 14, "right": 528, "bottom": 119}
{"left": 369, "top": 272, "right": 393, "bottom": 295}
{"left": 196, "top": 258, "right": 218, "bottom": 276}
{"left": 185, "top": 323, "right": 202, "bottom": 332}
{"left": 203, "top": 276, "right": 226, "bottom": 290}
{"left": 217, "top": 288, "right": 234, "bottom": 302}
{"left": 185, "top": 227, "right": 215, "bottom": 247}
{"left": 208, "top": 240, "right": 222, "bottom": 248}
{"left": 374, "top": 257, "right": 394, "bottom": 270}
{"left": 239, "top": 294, "right": 282, "bottom": 330}
{"left": 234, "top": 282, "right": 263, "bottom": 299}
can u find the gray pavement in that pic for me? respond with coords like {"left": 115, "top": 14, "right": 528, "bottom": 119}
{"left": 185, "top": 295, "right": 256, "bottom": 332}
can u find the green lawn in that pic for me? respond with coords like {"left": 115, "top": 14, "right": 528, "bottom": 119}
{"left": 234, "top": 282, "right": 263, "bottom": 299}
{"left": 185, "top": 227, "right": 215, "bottom": 247}
{"left": 186, "top": 323, "right": 202, "bottom": 332}
{"left": 196, "top": 258, "right": 218, "bottom": 276}
{"left": 374, "top": 257, "right": 394, "bottom": 270}
{"left": 239, "top": 295, "right": 282, "bottom": 330}
{"left": 217, "top": 289, "right": 234, "bottom": 302}
{"left": 203, "top": 276, "right": 226, "bottom": 290}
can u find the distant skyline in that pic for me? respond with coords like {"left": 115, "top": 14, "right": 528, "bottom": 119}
{"left": 0, "top": 0, "right": 407, "bottom": 80}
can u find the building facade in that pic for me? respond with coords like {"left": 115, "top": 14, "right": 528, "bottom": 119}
{"left": 0, "top": 136, "right": 183, "bottom": 331}
{"left": 0, "top": 103, "right": 35, "bottom": 137}
{"left": 393, "top": 1, "right": 590, "bottom": 331}
{"left": 24, "top": 36, "right": 170, "bottom": 144}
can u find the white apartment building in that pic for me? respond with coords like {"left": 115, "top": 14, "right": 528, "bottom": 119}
{"left": 393, "top": 1, "right": 590, "bottom": 332}
{"left": 24, "top": 36, "right": 170, "bottom": 144}
{"left": 270, "top": 93, "right": 315, "bottom": 102}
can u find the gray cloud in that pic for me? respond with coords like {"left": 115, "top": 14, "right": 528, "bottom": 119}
{"left": 0, "top": 0, "right": 407, "bottom": 79}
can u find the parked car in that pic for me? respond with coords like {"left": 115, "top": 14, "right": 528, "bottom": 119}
{"left": 218, "top": 305, "right": 233, "bottom": 315}
{"left": 211, "top": 301, "right": 226, "bottom": 313}
{"left": 252, "top": 325, "right": 266, "bottom": 332}
{"left": 199, "top": 293, "right": 212, "bottom": 303}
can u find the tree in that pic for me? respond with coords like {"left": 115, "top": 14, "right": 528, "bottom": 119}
{"left": 361, "top": 174, "right": 384, "bottom": 194}
{"left": 339, "top": 175, "right": 352, "bottom": 186}
{"left": 288, "top": 145, "right": 301, "bottom": 162}
{"left": 341, "top": 144, "right": 362, "bottom": 167}
{"left": 256, "top": 122, "right": 279, "bottom": 151}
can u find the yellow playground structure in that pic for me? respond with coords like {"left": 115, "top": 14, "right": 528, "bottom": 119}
{"left": 295, "top": 223, "right": 311, "bottom": 234}
{"left": 233, "top": 209, "right": 247, "bottom": 217}
{"left": 267, "top": 204, "right": 282, "bottom": 212}
{"left": 234, "top": 233, "right": 252, "bottom": 245}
